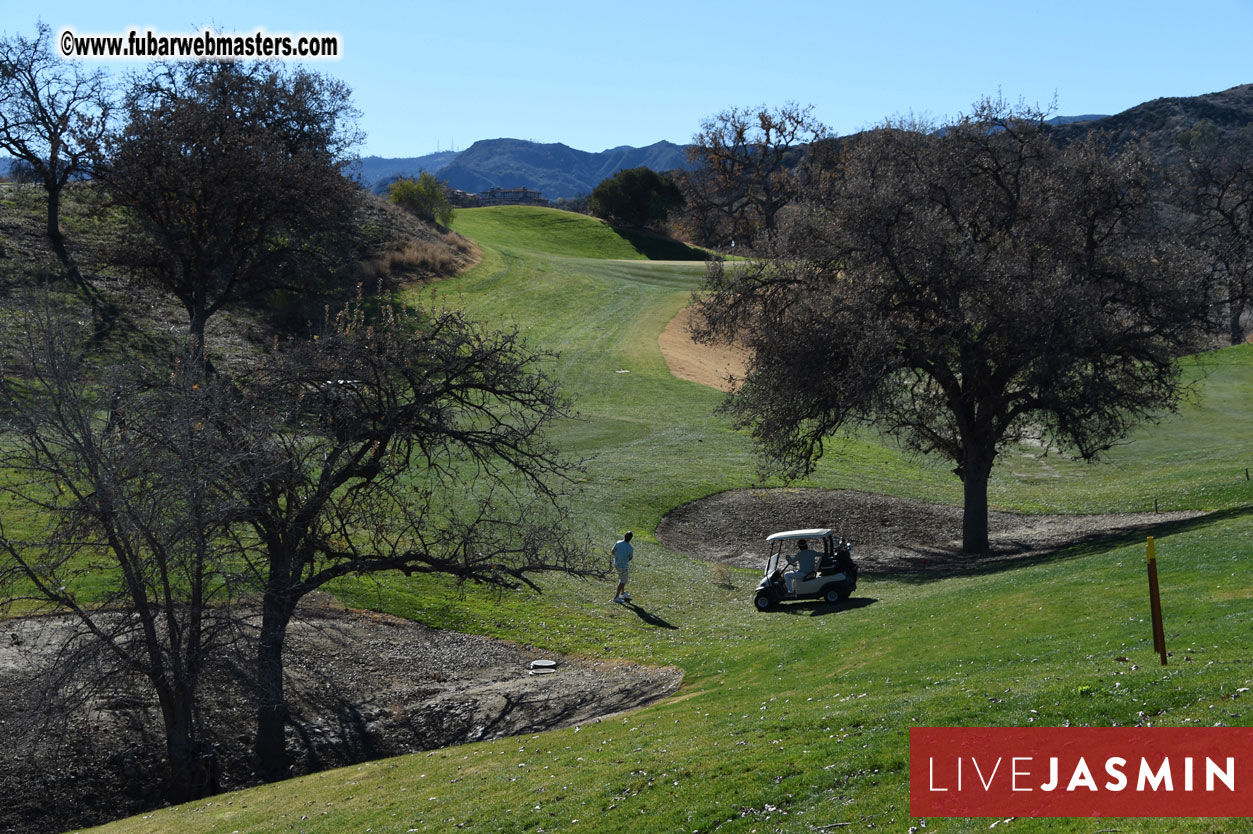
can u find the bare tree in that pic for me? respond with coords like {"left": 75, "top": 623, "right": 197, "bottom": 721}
{"left": 693, "top": 99, "right": 1212, "bottom": 553}
{"left": 0, "top": 22, "right": 111, "bottom": 298}
{"left": 99, "top": 60, "right": 362, "bottom": 356}
{"left": 681, "top": 103, "right": 828, "bottom": 249}
{"left": 0, "top": 299, "right": 253, "bottom": 801}
{"left": 221, "top": 294, "right": 599, "bottom": 779}
{"left": 1180, "top": 124, "right": 1253, "bottom": 344}
{"left": 1, "top": 291, "right": 599, "bottom": 788}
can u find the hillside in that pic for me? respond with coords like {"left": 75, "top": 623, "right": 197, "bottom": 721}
{"left": 358, "top": 138, "right": 693, "bottom": 199}
{"left": 1049, "top": 83, "right": 1253, "bottom": 159}
{"left": 0, "top": 182, "right": 477, "bottom": 372}
{"left": 451, "top": 205, "right": 709, "bottom": 261}
{"left": 351, "top": 150, "right": 461, "bottom": 189}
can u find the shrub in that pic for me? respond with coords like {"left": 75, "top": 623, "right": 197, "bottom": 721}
{"left": 389, "top": 172, "right": 454, "bottom": 227}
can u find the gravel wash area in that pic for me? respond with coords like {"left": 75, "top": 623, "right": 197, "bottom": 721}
{"left": 0, "top": 598, "right": 681, "bottom": 834}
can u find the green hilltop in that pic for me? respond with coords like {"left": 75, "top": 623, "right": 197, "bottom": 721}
{"left": 451, "top": 205, "right": 710, "bottom": 261}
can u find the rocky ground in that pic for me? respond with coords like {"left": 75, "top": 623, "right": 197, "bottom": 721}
{"left": 0, "top": 597, "right": 680, "bottom": 834}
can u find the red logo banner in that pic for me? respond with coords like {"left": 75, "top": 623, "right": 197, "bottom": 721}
{"left": 910, "top": 727, "right": 1253, "bottom": 817}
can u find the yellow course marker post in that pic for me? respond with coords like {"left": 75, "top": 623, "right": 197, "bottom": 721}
{"left": 1146, "top": 536, "right": 1167, "bottom": 666}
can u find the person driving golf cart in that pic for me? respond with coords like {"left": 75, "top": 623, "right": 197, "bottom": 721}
{"left": 785, "top": 539, "right": 820, "bottom": 595}
{"left": 753, "top": 528, "right": 857, "bottom": 610}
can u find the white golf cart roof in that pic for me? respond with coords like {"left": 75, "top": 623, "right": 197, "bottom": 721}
{"left": 766, "top": 528, "right": 833, "bottom": 542}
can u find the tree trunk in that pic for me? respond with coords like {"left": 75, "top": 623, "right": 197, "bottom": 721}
{"left": 45, "top": 186, "right": 69, "bottom": 269}
{"left": 189, "top": 307, "right": 209, "bottom": 361}
{"left": 157, "top": 683, "right": 218, "bottom": 803}
{"left": 43, "top": 184, "right": 100, "bottom": 308}
{"left": 1229, "top": 293, "right": 1245, "bottom": 346}
{"left": 187, "top": 305, "right": 217, "bottom": 376}
{"left": 961, "top": 444, "right": 993, "bottom": 554}
{"left": 254, "top": 589, "right": 296, "bottom": 782}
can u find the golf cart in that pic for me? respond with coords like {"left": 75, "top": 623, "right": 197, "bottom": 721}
{"left": 753, "top": 528, "right": 857, "bottom": 611}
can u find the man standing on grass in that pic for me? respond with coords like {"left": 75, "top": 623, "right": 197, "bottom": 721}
{"left": 611, "top": 531, "right": 634, "bottom": 603}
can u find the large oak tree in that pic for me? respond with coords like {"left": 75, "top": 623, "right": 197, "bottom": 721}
{"left": 693, "top": 100, "right": 1211, "bottom": 553}
{"left": 589, "top": 166, "right": 685, "bottom": 229}
{"left": 99, "top": 60, "right": 361, "bottom": 355}
{"left": 228, "top": 295, "right": 597, "bottom": 780}
{"left": 1180, "top": 123, "right": 1253, "bottom": 344}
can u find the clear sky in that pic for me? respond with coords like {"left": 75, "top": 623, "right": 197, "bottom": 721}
{"left": 9, "top": 0, "right": 1253, "bottom": 158}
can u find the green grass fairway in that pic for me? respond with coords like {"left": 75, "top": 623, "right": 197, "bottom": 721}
{"left": 84, "top": 207, "right": 1253, "bottom": 834}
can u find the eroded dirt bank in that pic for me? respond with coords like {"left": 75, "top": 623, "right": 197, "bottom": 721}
{"left": 0, "top": 601, "right": 681, "bottom": 834}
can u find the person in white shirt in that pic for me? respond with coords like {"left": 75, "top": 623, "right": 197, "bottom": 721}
{"left": 785, "top": 539, "right": 819, "bottom": 596}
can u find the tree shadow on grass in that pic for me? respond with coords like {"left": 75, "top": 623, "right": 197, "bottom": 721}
{"left": 885, "top": 505, "right": 1253, "bottom": 584}
{"left": 614, "top": 226, "right": 712, "bottom": 261}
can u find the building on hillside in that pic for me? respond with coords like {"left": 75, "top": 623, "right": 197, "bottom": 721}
{"left": 478, "top": 186, "right": 548, "bottom": 207}
{"left": 449, "top": 189, "right": 482, "bottom": 208}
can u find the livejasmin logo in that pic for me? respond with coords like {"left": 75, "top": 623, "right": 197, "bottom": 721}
{"left": 910, "top": 727, "right": 1253, "bottom": 817}
{"left": 928, "top": 751, "right": 1234, "bottom": 793}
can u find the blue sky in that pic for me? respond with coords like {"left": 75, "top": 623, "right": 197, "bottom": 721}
{"left": 10, "top": 0, "right": 1253, "bottom": 158}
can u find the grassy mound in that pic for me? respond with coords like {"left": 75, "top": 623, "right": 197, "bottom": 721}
{"left": 451, "top": 206, "right": 708, "bottom": 261}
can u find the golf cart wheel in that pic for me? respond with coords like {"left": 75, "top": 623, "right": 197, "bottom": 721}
{"left": 823, "top": 586, "right": 843, "bottom": 604}
{"left": 753, "top": 592, "right": 773, "bottom": 611}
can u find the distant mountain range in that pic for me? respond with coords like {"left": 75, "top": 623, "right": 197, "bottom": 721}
{"left": 350, "top": 151, "right": 462, "bottom": 187}
{"left": 350, "top": 85, "right": 1253, "bottom": 201}
{"left": 1045, "top": 114, "right": 1108, "bottom": 126}
{"left": 352, "top": 139, "right": 693, "bottom": 200}
{"left": 5, "top": 86, "right": 1251, "bottom": 198}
